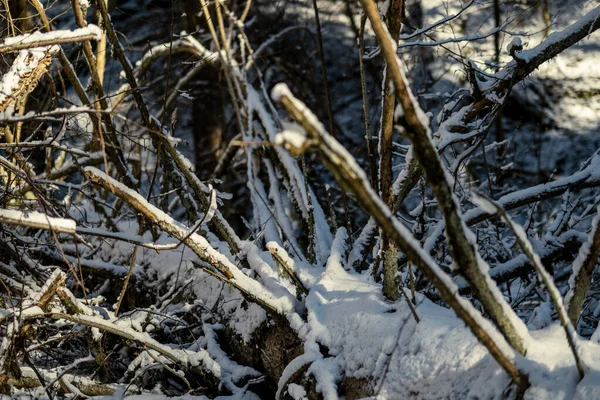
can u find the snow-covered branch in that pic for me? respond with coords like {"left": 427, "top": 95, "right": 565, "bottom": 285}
{"left": 272, "top": 83, "right": 526, "bottom": 389}
{"left": 358, "top": 0, "right": 527, "bottom": 356}
{"left": 20, "top": 309, "right": 221, "bottom": 378}
{"left": 423, "top": 155, "right": 600, "bottom": 262}
{"left": 473, "top": 193, "right": 586, "bottom": 380}
{"left": 0, "top": 48, "right": 56, "bottom": 112}
{"left": 0, "top": 25, "right": 103, "bottom": 53}
{"left": 97, "top": 6, "right": 242, "bottom": 254}
{"left": 84, "top": 167, "right": 299, "bottom": 315}
{"left": 0, "top": 209, "right": 76, "bottom": 234}
{"left": 465, "top": 6, "right": 600, "bottom": 122}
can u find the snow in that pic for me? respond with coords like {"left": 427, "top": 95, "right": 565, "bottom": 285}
{"left": 299, "top": 229, "right": 521, "bottom": 398}
{"left": 290, "top": 267, "right": 600, "bottom": 399}
{"left": 276, "top": 348, "right": 321, "bottom": 400}
{"left": 506, "top": 37, "right": 523, "bottom": 53}
{"left": 471, "top": 191, "right": 500, "bottom": 214}
{"left": 202, "top": 185, "right": 217, "bottom": 227}
{"left": 308, "top": 358, "right": 340, "bottom": 400}
{"left": 270, "top": 83, "right": 292, "bottom": 102}
{"left": 376, "top": 300, "right": 496, "bottom": 398}
{"left": 287, "top": 383, "right": 307, "bottom": 400}
{"left": 275, "top": 130, "right": 308, "bottom": 152}
{"left": 200, "top": 324, "right": 262, "bottom": 393}
{"left": 306, "top": 243, "right": 407, "bottom": 378}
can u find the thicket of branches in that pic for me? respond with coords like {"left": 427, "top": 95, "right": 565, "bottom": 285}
{"left": 0, "top": 0, "right": 599, "bottom": 398}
